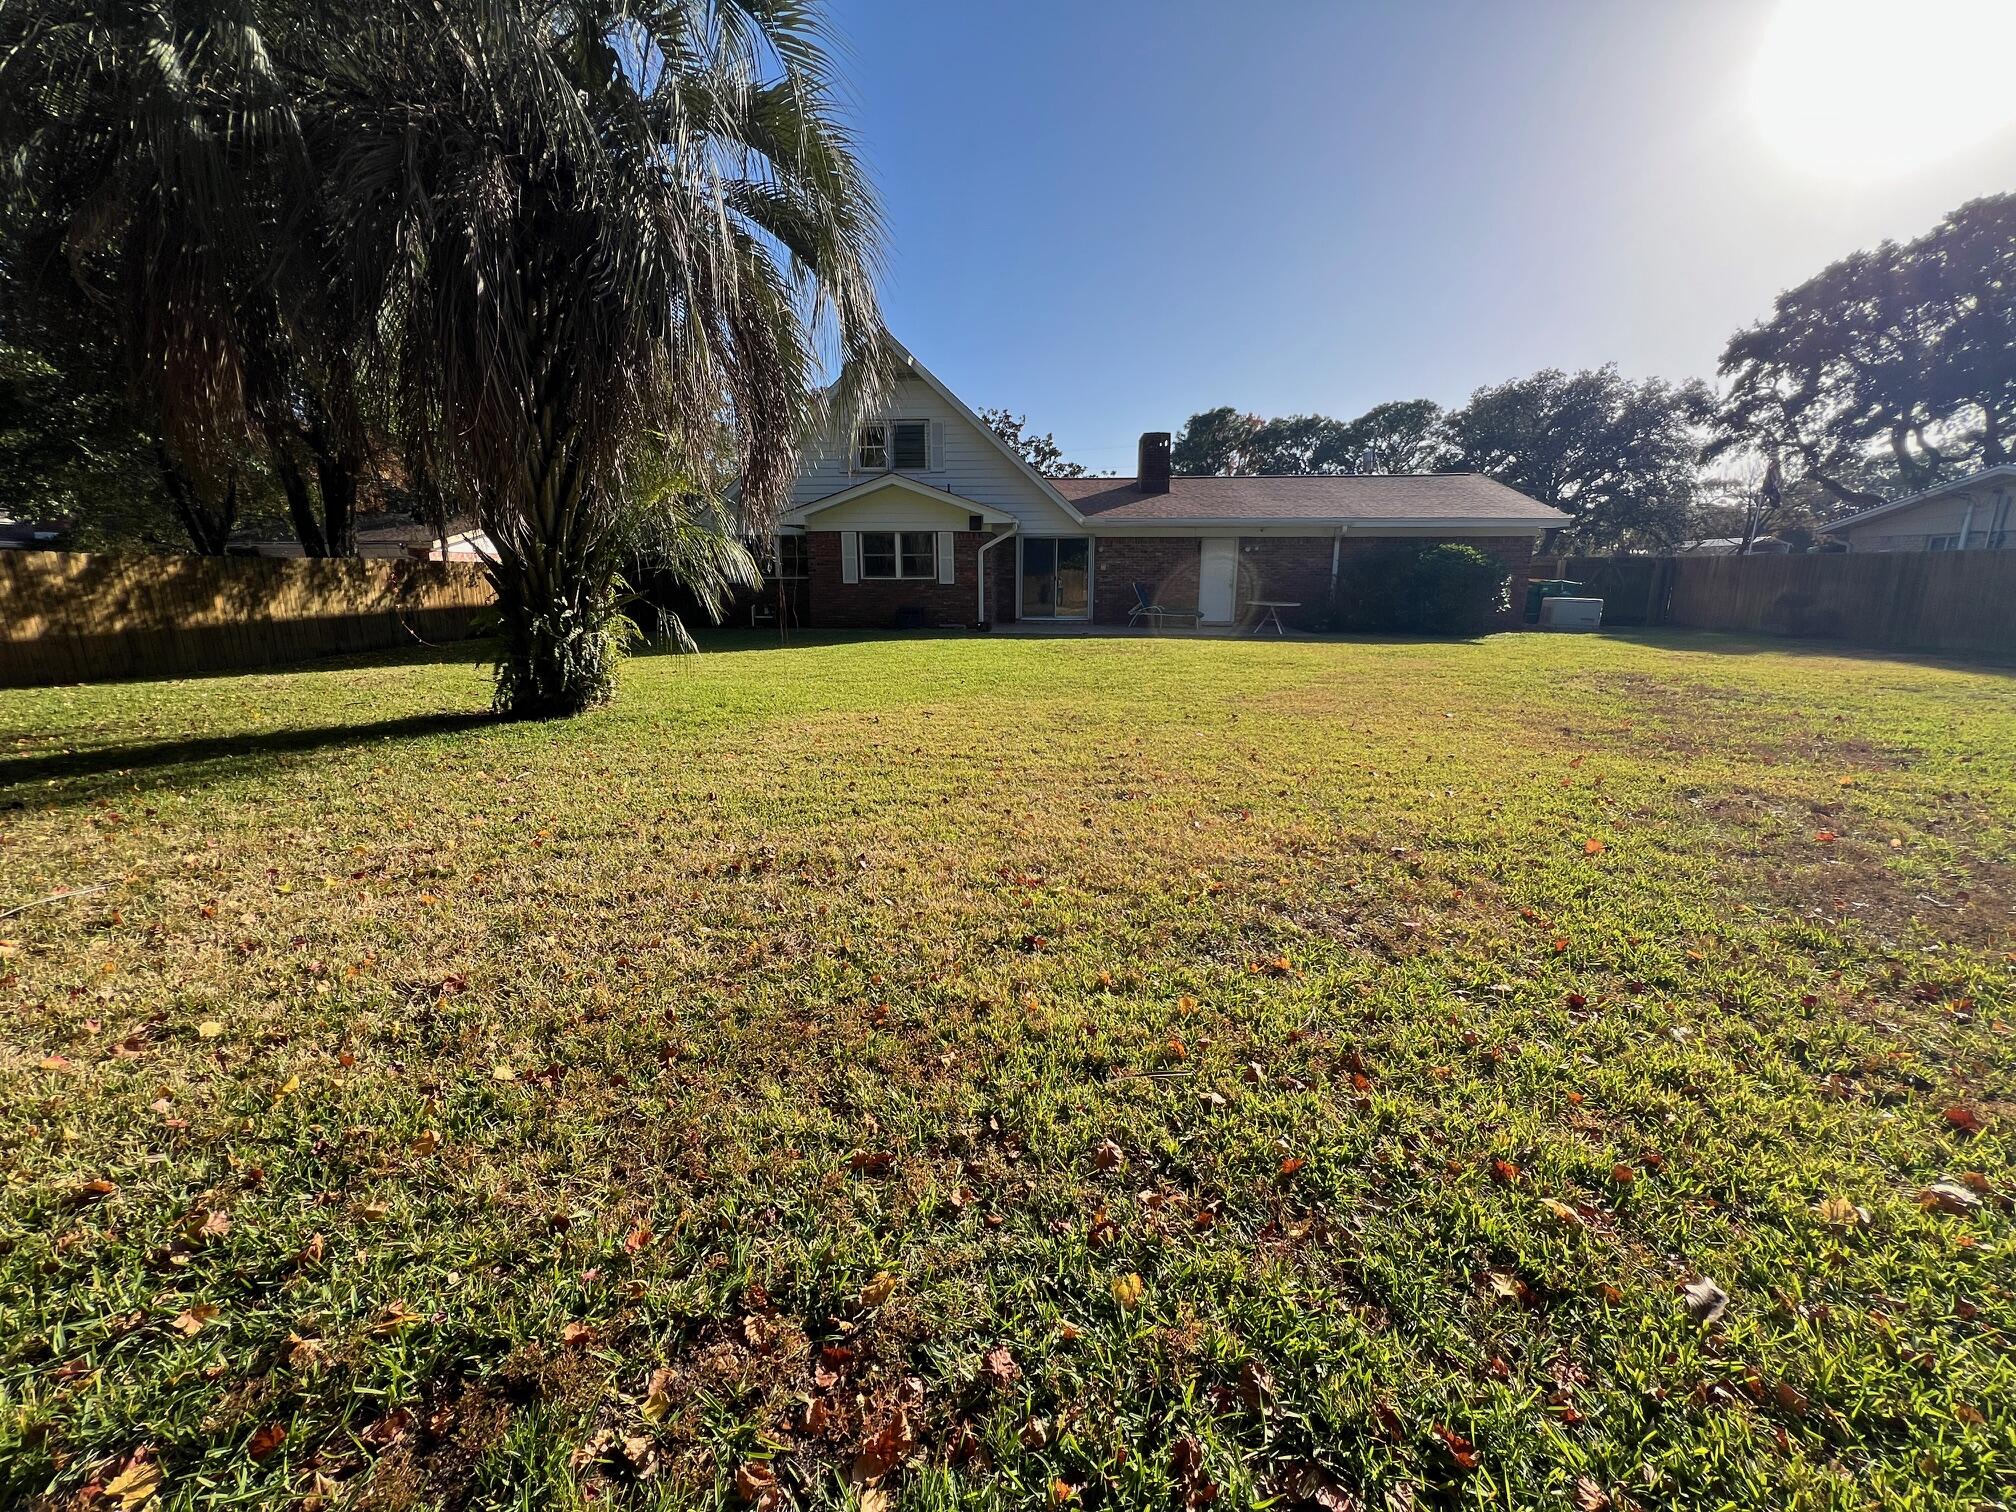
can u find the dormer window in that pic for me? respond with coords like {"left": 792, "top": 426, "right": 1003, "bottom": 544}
{"left": 856, "top": 419, "right": 929, "bottom": 471}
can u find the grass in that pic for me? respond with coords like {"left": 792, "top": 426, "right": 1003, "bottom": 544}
{"left": 1, "top": 628, "right": 2012, "bottom": 1512}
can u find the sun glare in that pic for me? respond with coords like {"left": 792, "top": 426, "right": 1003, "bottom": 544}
{"left": 1751, "top": 0, "right": 2016, "bottom": 179}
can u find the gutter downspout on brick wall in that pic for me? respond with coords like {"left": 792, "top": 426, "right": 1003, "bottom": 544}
{"left": 976, "top": 525, "right": 1018, "bottom": 627}
{"left": 1328, "top": 526, "right": 1346, "bottom": 611}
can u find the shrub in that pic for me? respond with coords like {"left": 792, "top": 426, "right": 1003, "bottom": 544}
{"left": 1335, "top": 542, "right": 1508, "bottom": 636}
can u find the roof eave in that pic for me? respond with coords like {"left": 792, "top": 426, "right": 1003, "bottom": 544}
{"left": 1830, "top": 464, "right": 2016, "bottom": 531}
{"left": 1085, "top": 515, "right": 1569, "bottom": 530}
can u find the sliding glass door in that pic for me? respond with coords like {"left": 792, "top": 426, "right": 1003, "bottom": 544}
{"left": 1020, "top": 537, "right": 1091, "bottom": 618}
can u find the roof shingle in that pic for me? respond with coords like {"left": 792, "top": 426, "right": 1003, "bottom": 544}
{"left": 1050, "top": 473, "right": 1566, "bottom": 525}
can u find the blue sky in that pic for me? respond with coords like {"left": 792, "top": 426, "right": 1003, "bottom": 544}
{"left": 822, "top": 0, "right": 2016, "bottom": 474}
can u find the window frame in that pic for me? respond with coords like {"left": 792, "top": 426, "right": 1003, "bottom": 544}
{"left": 774, "top": 532, "right": 808, "bottom": 580}
{"left": 856, "top": 418, "right": 929, "bottom": 472}
{"left": 858, "top": 529, "right": 937, "bottom": 580}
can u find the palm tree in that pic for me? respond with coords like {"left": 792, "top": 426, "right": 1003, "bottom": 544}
{"left": 319, "top": 0, "right": 886, "bottom": 713}
{"left": 0, "top": 0, "right": 374, "bottom": 557}
{"left": 1, "top": 0, "right": 883, "bottom": 701}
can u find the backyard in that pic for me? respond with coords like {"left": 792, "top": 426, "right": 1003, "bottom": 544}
{"left": 1, "top": 630, "right": 2011, "bottom": 1512}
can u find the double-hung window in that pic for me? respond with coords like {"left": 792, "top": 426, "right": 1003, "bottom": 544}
{"left": 856, "top": 419, "right": 929, "bottom": 471}
{"left": 774, "top": 533, "right": 808, "bottom": 579}
{"left": 860, "top": 530, "right": 935, "bottom": 579}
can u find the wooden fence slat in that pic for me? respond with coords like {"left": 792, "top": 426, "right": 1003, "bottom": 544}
{"left": 1546, "top": 552, "right": 2016, "bottom": 659}
{"left": 0, "top": 551, "right": 496, "bottom": 688}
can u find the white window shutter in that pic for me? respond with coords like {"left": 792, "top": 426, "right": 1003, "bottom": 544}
{"left": 936, "top": 530, "right": 955, "bottom": 584}
{"left": 930, "top": 419, "right": 946, "bottom": 472}
{"left": 841, "top": 531, "right": 859, "bottom": 584}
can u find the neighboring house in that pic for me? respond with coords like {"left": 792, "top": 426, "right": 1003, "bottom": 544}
{"left": 0, "top": 516, "right": 72, "bottom": 550}
{"left": 777, "top": 343, "right": 1568, "bottom": 630}
{"left": 1678, "top": 535, "right": 1800, "bottom": 555}
{"left": 1828, "top": 465, "right": 2016, "bottom": 552}
{"left": 233, "top": 513, "right": 494, "bottom": 561}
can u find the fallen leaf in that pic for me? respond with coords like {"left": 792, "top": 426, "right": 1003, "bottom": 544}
{"left": 1814, "top": 1195, "right": 1865, "bottom": 1228}
{"left": 246, "top": 1421, "right": 287, "bottom": 1462}
{"left": 1583, "top": 838, "right": 1606, "bottom": 855}
{"left": 103, "top": 1455, "right": 165, "bottom": 1510}
{"left": 735, "top": 1461, "right": 781, "bottom": 1510}
{"left": 197, "top": 1021, "right": 225, "bottom": 1039}
{"left": 1681, "top": 1277, "right": 1729, "bottom": 1326}
{"left": 861, "top": 1271, "right": 900, "bottom": 1307}
{"left": 1490, "top": 1158, "right": 1521, "bottom": 1186}
{"left": 1573, "top": 1475, "right": 1610, "bottom": 1511}
{"left": 1919, "top": 1181, "right": 1982, "bottom": 1215}
{"left": 1813, "top": 830, "right": 1837, "bottom": 844}
{"left": 1432, "top": 1424, "right": 1480, "bottom": 1470}
{"left": 170, "top": 1303, "right": 219, "bottom": 1336}
{"left": 1093, "top": 1138, "right": 1126, "bottom": 1171}
{"left": 1112, "top": 1272, "right": 1145, "bottom": 1309}
{"left": 1279, "top": 1157, "right": 1305, "bottom": 1176}
{"left": 1539, "top": 1197, "right": 1583, "bottom": 1227}
{"left": 1944, "top": 1106, "right": 1984, "bottom": 1135}
{"left": 641, "top": 1367, "right": 675, "bottom": 1423}
{"left": 491, "top": 1062, "right": 516, "bottom": 1082}
{"left": 983, "top": 1344, "right": 1020, "bottom": 1386}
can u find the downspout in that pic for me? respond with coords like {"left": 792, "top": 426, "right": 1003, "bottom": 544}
{"left": 1328, "top": 525, "right": 1346, "bottom": 618}
{"left": 1957, "top": 499, "right": 1975, "bottom": 550}
{"left": 976, "top": 524, "right": 1018, "bottom": 628}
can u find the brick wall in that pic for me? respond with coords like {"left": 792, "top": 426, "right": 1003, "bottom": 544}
{"left": 1233, "top": 537, "right": 1335, "bottom": 629}
{"left": 1091, "top": 537, "right": 1203, "bottom": 624}
{"left": 806, "top": 531, "right": 997, "bottom": 629}
{"left": 805, "top": 529, "right": 1541, "bottom": 631}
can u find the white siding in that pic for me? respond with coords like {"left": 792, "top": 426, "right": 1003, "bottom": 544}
{"left": 808, "top": 491, "right": 977, "bottom": 530}
{"left": 792, "top": 376, "right": 1082, "bottom": 534}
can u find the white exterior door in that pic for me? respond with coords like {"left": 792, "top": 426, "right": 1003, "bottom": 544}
{"left": 1198, "top": 538, "right": 1238, "bottom": 624}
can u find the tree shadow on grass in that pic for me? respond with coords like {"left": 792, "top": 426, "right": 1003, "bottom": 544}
{"left": 1588, "top": 628, "right": 2016, "bottom": 677}
{"left": 0, "top": 710, "right": 496, "bottom": 809}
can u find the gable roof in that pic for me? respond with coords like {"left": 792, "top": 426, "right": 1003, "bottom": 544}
{"left": 1828, "top": 464, "right": 2016, "bottom": 532}
{"left": 780, "top": 473, "right": 1019, "bottom": 526}
{"left": 1049, "top": 473, "right": 1569, "bottom": 527}
{"left": 881, "top": 338, "right": 1086, "bottom": 524}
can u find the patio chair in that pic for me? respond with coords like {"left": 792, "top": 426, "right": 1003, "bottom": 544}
{"left": 1128, "top": 582, "right": 1198, "bottom": 630}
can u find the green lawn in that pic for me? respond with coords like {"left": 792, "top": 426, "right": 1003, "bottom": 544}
{"left": 2, "top": 630, "right": 2012, "bottom": 1512}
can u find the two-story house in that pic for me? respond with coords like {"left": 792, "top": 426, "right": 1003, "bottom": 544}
{"left": 775, "top": 342, "right": 1567, "bottom": 629}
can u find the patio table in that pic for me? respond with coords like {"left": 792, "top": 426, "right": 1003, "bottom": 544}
{"left": 1246, "top": 600, "right": 1299, "bottom": 635}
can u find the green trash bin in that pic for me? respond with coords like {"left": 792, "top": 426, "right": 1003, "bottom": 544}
{"left": 1525, "top": 579, "right": 1581, "bottom": 624}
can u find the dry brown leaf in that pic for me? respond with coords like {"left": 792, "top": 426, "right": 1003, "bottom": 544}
{"left": 641, "top": 1367, "right": 675, "bottom": 1423}
{"left": 103, "top": 1455, "right": 165, "bottom": 1510}
{"left": 170, "top": 1303, "right": 219, "bottom": 1336}
{"left": 861, "top": 1271, "right": 900, "bottom": 1307}
{"left": 735, "top": 1460, "right": 781, "bottom": 1510}
{"left": 1919, "top": 1181, "right": 1982, "bottom": 1216}
{"left": 246, "top": 1421, "right": 287, "bottom": 1462}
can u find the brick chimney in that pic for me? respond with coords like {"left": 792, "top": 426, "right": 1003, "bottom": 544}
{"left": 1138, "top": 431, "right": 1171, "bottom": 494}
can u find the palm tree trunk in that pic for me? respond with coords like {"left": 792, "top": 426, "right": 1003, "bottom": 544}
{"left": 488, "top": 431, "right": 620, "bottom": 718}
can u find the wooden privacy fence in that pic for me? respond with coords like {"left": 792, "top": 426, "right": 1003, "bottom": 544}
{"left": 1540, "top": 552, "right": 2016, "bottom": 659}
{"left": 0, "top": 551, "right": 496, "bottom": 688}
